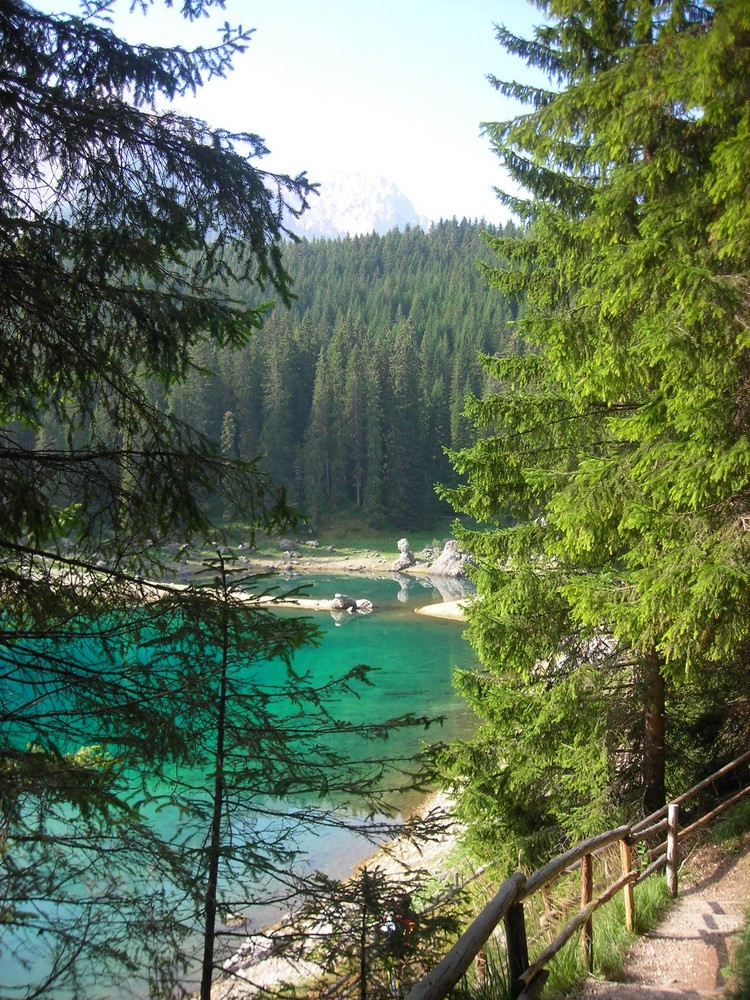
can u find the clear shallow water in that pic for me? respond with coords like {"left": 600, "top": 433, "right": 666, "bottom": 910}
{"left": 259, "top": 572, "right": 477, "bottom": 738}
{"left": 2, "top": 574, "right": 478, "bottom": 997}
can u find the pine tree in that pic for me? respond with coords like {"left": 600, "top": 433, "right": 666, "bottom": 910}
{"left": 344, "top": 343, "right": 367, "bottom": 508}
{"left": 303, "top": 348, "right": 334, "bottom": 521}
{"left": 0, "top": 2, "right": 345, "bottom": 995}
{"left": 439, "top": 0, "right": 750, "bottom": 859}
{"left": 364, "top": 344, "right": 388, "bottom": 527}
{"left": 383, "top": 317, "right": 426, "bottom": 528}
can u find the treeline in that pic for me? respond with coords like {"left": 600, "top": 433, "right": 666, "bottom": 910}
{"left": 166, "top": 218, "right": 521, "bottom": 528}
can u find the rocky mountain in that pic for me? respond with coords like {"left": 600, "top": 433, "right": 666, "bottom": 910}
{"left": 289, "top": 173, "right": 429, "bottom": 239}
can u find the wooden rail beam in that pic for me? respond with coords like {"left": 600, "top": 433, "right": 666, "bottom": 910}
{"left": 637, "top": 853, "right": 667, "bottom": 884}
{"left": 521, "top": 826, "right": 631, "bottom": 900}
{"left": 632, "top": 817, "right": 668, "bottom": 842}
{"left": 404, "top": 871, "right": 526, "bottom": 1000}
{"left": 672, "top": 749, "right": 750, "bottom": 806}
{"left": 518, "top": 870, "right": 638, "bottom": 988}
{"left": 678, "top": 783, "right": 750, "bottom": 841}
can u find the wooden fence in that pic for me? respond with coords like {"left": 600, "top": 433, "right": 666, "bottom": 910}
{"left": 405, "top": 749, "right": 750, "bottom": 1000}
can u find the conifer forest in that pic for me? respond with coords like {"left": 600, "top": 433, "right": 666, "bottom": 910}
{"left": 163, "top": 220, "right": 519, "bottom": 529}
{"left": 6, "top": 0, "right": 750, "bottom": 997}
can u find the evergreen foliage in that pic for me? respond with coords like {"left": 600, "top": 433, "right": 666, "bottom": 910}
{"left": 168, "top": 220, "right": 520, "bottom": 527}
{"left": 439, "top": 0, "right": 750, "bottom": 863}
{"left": 0, "top": 3, "right": 445, "bottom": 996}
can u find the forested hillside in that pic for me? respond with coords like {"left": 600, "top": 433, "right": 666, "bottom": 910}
{"left": 165, "top": 218, "right": 520, "bottom": 528}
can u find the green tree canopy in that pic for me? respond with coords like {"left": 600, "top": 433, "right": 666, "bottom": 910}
{"left": 0, "top": 4, "right": 438, "bottom": 997}
{"left": 1, "top": 0, "right": 317, "bottom": 557}
{"left": 440, "top": 0, "right": 750, "bottom": 862}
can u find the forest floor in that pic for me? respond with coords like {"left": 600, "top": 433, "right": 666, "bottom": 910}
{"left": 570, "top": 833, "right": 750, "bottom": 1000}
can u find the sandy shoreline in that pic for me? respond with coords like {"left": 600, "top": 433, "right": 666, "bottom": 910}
{"left": 173, "top": 550, "right": 471, "bottom": 621}
{"left": 212, "top": 790, "right": 460, "bottom": 998}
{"left": 251, "top": 592, "right": 468, "bottom": 621}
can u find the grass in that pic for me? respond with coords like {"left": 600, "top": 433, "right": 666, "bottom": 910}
{"left": 221, "top": 514, "right": 460, "bottom": 562}
{"left": 725, "top": 915, "right": 750, "bottom": 1000}
{"left": 423, "top": 860, "right": 671, "bottom": 1000}
{"left": 540, "top": 873, "right": 671, "bottom": 998}
{"left": 710, "top": 798, "right": 750, "bottom": 853}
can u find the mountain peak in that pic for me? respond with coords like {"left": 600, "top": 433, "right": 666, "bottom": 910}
{"left": 290, "top": 173, "right": 428, "bottom": 239}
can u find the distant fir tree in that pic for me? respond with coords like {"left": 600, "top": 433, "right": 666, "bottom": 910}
{"left": 159, "top": 219, "right": 520, "bottom": 527}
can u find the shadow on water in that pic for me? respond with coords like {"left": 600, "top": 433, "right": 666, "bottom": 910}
{"left": 3, "top": 573, "right": 479, "bottom": 999}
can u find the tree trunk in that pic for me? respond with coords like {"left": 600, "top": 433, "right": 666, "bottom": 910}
{"left": 201, "top": 563, "right": 231, "bottom": 1000}
{"left": 642, "top": 650, "right": 666, "bottom": 814}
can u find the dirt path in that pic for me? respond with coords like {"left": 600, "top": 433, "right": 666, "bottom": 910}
{"left": 571, "top": 836, "right": 750, "bottom": 999}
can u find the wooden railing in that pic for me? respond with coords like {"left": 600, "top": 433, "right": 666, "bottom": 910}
{"left": 406, "top": 749, "right": 750, "bottom": 1000}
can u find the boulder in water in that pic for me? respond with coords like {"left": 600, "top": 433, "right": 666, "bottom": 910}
{"left": 331, "top": 593, "right": 373, "bottom": 615}
{"left": 429, "top": 539, "right": 472, "bottom": 578}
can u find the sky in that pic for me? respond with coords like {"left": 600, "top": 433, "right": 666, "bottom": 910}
{"left": 44, "top": 0, "right": 542, "bottom": 225}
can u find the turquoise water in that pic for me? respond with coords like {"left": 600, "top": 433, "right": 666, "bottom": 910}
{"left": 261, "top": 572, "right": 477, "bottom": 741}
{"left": 1, "top": 573, "right": 478, "bottom": 997}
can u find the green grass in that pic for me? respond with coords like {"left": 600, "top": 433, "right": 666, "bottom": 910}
{"left": 433, "top": 871, "right": 671, "bottom": 1000}
{"left": 710, "top": 800, "right": 750, "bottom": 997}
{"left": 541, "top": 876, "right": 671, "bottom": 998}
{"left": 725, "top": 911, "right": 750, "bottom": 999}
{"left": 298, "top": 517, "right": 457, "bottom": 556}
{"left": 222, "top": 514, "right": 460, "bottom": 562}
{"left": 710, "top": 798, "right": 750, "bottom": 853}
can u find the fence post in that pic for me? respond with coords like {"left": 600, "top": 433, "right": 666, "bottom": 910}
{"left": 504, "top": 901, "right": 529, "bottom": 998}
{"left": 667, "top": 802, "right": 680, "bottom": 897}
{"left": 580, "top": 853, "right": 594, "bottom": 971}
{"left": 619, "top": 838, "right": 635, "bottom": 933}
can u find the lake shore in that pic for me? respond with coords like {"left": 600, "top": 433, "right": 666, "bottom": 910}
{"left": 212, "top": 789, "right": 460, "bottom": 998}
{"left": 227, "top": 548, "right": 434, "bottom": 578}
{"left": 250, "top": 592, "right": 468, "bottom": 621}
{"left": 231, "top": 549, "right": 471, "bottom": 621}
{"left": 174, "top": 548, "right": 471, "bottom": 621}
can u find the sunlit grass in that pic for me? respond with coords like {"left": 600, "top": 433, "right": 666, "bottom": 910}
{"left": 540, "top": 876, "right": 671, "bottom": 998}
{"left": 710, "top": 800, "right": 750, "bottom": 997}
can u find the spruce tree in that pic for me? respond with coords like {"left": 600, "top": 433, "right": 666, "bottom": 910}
{"left": 440, "top": 0, "right": 750, "bottom": 859}
{"left": 0, "top": 3, "right": 435, "bottom": 996}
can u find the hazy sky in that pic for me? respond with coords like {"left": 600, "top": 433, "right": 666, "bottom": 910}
{"left": 45, "top": 1, "right": 542, "bottom": 224}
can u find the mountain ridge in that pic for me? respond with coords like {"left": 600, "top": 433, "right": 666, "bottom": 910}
{"left": 288, "top": 172, "right": 430, "bottom": 239}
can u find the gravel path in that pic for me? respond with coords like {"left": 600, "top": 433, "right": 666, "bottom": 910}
{"left": 571, "top": 837, "right": 750, "bottom": 999}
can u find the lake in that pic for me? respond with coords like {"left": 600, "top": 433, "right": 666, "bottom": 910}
{"left": 1, "top": 572, "right": 479, "bottom": 998}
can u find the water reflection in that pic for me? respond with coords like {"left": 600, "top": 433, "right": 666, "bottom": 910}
{"left": 427, "top": 574, "right": 476, "bottom": 602}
